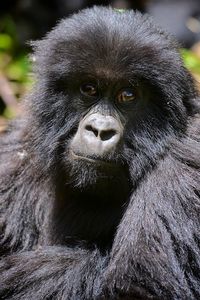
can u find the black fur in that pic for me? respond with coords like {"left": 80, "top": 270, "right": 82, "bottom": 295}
{"left": 0, "top": 6, "right": 200, "bottom": 300}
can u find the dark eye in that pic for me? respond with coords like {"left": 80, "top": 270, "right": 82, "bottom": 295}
{"left": 117, "top": 88, "right": 136, "bottom": 103}
{"left": 80, "top": 83, "right": 98, "bottom": 97}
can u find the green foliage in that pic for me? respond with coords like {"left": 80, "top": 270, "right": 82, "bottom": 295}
{"left": 3, "top": 106, "right": 16, "bottom": 119}
{"left": 0, "top": 17, "right": 31, "bottom": 84}
{"left": 5, "top": 56, "right": 30, "bottom": 82}
{"left": 0, "top": 33, "right": 13, "bottom": 50}
{"left": 0, "top": 15, "right": 31, "bottom": 118}
{"left": 181, "top": 49, "right": 200, "bottom": 74}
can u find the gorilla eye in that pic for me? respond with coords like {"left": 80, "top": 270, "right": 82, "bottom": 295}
{"left": 80, "top": 83, "right": 98, "bottom": 97}
{"left": 117, "top": 89, "right": 136, "bottom": 103}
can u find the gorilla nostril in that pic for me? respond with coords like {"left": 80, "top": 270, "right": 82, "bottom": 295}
{"left": 100, "top": 130, "right": 116, "bottom": 141}
{"left": 85, "top": 124, "right": 117, "bottom": 141}
{"left": 85, "top": 125, "right": 98, "bottom": 137}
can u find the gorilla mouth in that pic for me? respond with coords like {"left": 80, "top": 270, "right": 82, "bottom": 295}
{"left": 69, "top": 150, "right": 114, "bottom": 166}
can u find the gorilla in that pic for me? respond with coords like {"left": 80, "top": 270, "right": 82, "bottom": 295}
{"left": 0, "top": 6, "right": 200, "bottom": 300}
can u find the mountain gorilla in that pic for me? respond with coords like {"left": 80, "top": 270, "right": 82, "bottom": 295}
{"left": 0, "top": 6, "right": 200, "bottom": 300}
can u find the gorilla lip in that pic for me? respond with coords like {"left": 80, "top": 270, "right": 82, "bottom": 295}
{"left": 69, "top": 149, "right": 114, "bottom": 166}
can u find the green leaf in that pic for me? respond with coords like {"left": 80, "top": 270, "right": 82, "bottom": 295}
{"left": 181, "top": 49, "right": 200, "bottom": 74}
{"left": 3, "top": 106, "right": 15, "bottom": 119}
{"left": 6, "top": 55, "right": 30, "bottom": 81}
{"left": 0, "top": 34, "right": 12, "bottom": 50}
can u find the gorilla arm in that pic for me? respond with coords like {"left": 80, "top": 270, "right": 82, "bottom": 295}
{"left": 0, "top": 246, "right": 107, "bottom": 300}
{"left": 0, "top": 144, "right": 105, "bottom": 300}
{"left": 103, "top": 134, "right": 200, "bottom": 299}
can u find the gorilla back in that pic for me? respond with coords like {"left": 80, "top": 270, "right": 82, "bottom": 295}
{"left": 0, "top": 6, "right": 200, "bottom": 300}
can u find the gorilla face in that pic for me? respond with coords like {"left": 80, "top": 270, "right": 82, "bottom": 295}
{"left": 30, "top": 7, "right": 196, "bottom": 190}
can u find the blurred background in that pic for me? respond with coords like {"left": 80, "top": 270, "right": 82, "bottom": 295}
{"left": 1, "top": 0, "right": 200, "bottom": 129}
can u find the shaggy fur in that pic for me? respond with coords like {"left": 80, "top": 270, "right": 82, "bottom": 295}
{"left": 0, "top": 6, "right": 200, "bottom": 300}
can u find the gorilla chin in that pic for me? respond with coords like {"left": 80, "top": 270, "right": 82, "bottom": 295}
{"left": 67, "top": 148, "right": 129, "bottom": 192}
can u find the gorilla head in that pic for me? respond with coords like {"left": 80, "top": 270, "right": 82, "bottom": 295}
{"left": 30, "top": 7, "right": 196, "bottom": 192}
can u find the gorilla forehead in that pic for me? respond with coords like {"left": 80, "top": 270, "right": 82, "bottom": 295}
{"left": 35, "top": 6, "right": 182, "bottom": 81}
{"left": 52, "top": 6, "right": 173, "bottom": 50}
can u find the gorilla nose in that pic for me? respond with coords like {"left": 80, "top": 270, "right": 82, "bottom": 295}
{"left": 82, "top": 114, "right": 121, "bottom": 154}
{"left": 70, "top": 113, "right": 121, "bottom": 157}
{"left": 85, "top": 124, "right": 117, "bottom": 141}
